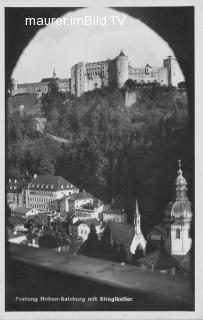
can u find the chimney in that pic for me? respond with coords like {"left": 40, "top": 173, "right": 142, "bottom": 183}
{"left": 34, "top": 174, "right": 37, "bottom": 179}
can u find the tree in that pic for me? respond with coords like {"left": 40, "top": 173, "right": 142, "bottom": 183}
{"left": 79, "top": 224, "right": 100, "bottom": 258}
{"left": 38, "top": 154, "right": 55, "bottom": 175}
{"left": 38, "top": 234, "right": 58, "bottom": 249}
{"left": 118, "top": 243, "right": 127, "bottom": 263}
{"left": 100, "top": 225, "right": 112, "bottom": 260}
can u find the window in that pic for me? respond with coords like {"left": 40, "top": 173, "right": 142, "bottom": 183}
{"left": 176, "top": 229, "right": 181, "bottom": 239}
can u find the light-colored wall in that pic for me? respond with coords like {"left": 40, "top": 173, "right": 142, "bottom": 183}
{"left": 28, "top": 188, "right": 78, "bottom": 211}
{"left": 166, "top": 223, "right": 192, "bottom": 255}
{"left": 116, "top": 55, "right": 128, "bottom": 88}
{"left": 7, "top": 192, "right": 23, "bottom": 208}
{"left": 102, "top": 212, "right": 127, "bottom": 223}
{"left": 78, "top": 224, "right": 90, "bottom": 241}
{"left": 128, "top": 66, "right": 168, "bottom": 86}
{"left": 68, "top": 197, "right": 94, "bottom": 211}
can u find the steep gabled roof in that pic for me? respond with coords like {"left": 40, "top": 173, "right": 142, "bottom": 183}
{"left": 12, "top": 207, "right": 34, "bottom": 214}
{"left": 69, "top": 191, "right": 94, "bottom": 201}
{"left": 178, "top": 250, "right": 192, "bottom": 273}
{"left": 29, "top": 175, "right": 78, "bottom": 191}
{"left": 107, "top": 221, "right": 134, "bottom": 248}
{"left": 148, "top": 223, "right": 166, "bottom": 237}
{"left": 138, "top": 247, "right": 179, "bottom": 270}
{"left": 74, "top": 218, "right": 101, "bottom": 228}
{"left": 8, "top": 216, "right": 25, "bottom": 226}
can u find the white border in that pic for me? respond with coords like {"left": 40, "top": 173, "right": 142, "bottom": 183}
{"left": 1, "top": 0, "right": 203, "bottom": 319}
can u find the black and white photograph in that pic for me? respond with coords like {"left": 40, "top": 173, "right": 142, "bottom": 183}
{"left": 2, "top": 1, "right": 203, "bottom": 318}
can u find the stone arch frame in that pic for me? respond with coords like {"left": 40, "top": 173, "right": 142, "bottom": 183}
{"left": 5, "top": 4, "right": 194, "bottom": 271}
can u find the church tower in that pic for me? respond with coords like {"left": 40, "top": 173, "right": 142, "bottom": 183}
{"left": 163, "top": 160, "right": 193, "bottom": 256}
{"left": 130, "top": 200, "right": 146, "bottom": 256}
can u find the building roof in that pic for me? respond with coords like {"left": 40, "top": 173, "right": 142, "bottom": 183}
{"left": 148, "top": 223, "right": 166, "bottom": 237}
{"left": 12, "top": 207, "right": 34, "bottom": 214}
{"left": 69, "top": 191, "right": 94, "bottom": 201}
{"left": 29, "top": 175, "right": 78, "bottom": 191}
{"left": 107, "top": 221, "right": 135, "bottom": 248}
{"left": 73, "top": 218, "right": 101, "bottom": 228}
{"left": 178, "top": 250, "right": 192, "bottom": 273}
{"left": 58, "top": 78, "right": 70, "bottom": 83}
{"left": 18, "top": 81, "right": 49, "bottom": 87}
{"left": 8, "top": 216, "right": 25, "bottom": 226}
{"left": 138, "top": 247, "right": 179, "bottom": 270}
{"left": 103, "top": 208, "right": 125, "bottom": 215}
{"left": 164, "top": 200, "right": 193, "bottom": 220}
{"left": 8, "top": 232, "right": 27, "bottom": 239}
{"left": 40, "top": 78, "right": 54, "bottom": 83}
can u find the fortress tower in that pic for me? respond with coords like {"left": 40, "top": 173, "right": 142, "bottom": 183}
{"left": 163, "top": 56, "right": 184, "bottom": 87}
{"left": 116, "top": 50, "right": 129, "bottom": 89}
{"left": 163, "top": 160, "right": 192, "bottom": 256}
{"left": 9, "top": 78, "right": 18, "bottom": 96}
{"left": 71, "top": 62, "right": 85, "bottom": 97}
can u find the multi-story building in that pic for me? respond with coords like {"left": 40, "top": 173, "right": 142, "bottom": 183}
{"left": 102, "top": 208, "right": 127, "bottom": 223}
{"left": 11, "top": 51, "right": 184, "bottom": 98}
{"left": 27, "top": 174, "right": 79, "bottom": 211}
{"left": 10, "top": 70, "right": 71, "bottom": 96}
{"left": 73, "top": 202, "right": 104, "bottom": 222}
{"left": 7, "top": 178, "right": 28, "bottom": 208}
{"left": 71, "top": 51, "right": 184, "bottom": 97}
{"left": 68, "top": 191, "right": 95, "bottom": 212}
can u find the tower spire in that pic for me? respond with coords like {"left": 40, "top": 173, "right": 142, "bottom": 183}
{"left": 53, "top": 67, "right": 56, "bottom": 79}
{"left": 134, "top": 199, "right": 141, "bottom": 234}
{"left": 176, "top": 159, "right": 188, "bottom": 201}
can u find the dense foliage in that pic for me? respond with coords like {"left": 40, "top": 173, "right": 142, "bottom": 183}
{"left": 7, "top": 85, "right": 193, "bottom": 233}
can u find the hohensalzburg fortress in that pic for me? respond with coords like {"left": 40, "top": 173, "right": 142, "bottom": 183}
{"left": 11, "top": 50, "right": 184, "bottom": 98}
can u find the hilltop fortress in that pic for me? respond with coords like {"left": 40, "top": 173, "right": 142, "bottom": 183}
{"left": 11, "top": 50, "right": 184, "bottom": 98}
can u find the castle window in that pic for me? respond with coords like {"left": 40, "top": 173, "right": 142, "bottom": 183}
{"left": 176, "top": 229, "right": 181, "bottom": 239}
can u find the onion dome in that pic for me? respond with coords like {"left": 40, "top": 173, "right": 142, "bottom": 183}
{"left": 164, "top": 160, "right": 193, "bottom": 222}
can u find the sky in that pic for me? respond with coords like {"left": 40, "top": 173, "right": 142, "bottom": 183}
{"left": 12, "top": 7, "right": 176, "bottom": 83}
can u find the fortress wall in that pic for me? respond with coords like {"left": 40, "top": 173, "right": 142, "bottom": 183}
{"left": 128, "top": 67, "right": 168, "bottom": 85}
{"left": 17, "top": 82, "right": 49, "bottom": 94}
{"left": 84, "top": 60, "right": 110, "bottom": 92}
